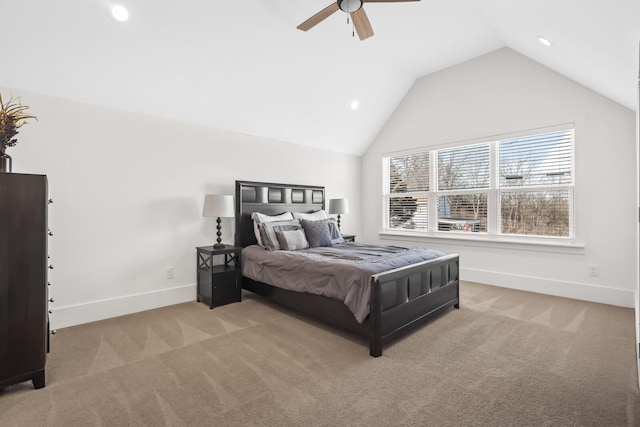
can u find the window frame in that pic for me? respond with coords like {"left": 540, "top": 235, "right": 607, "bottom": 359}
{"left": 382, "top": 126, "right": 576, "bottom": 245}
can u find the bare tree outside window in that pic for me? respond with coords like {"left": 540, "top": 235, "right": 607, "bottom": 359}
{"left": 499, "top": 131, "right": 572, "bottom": 237}
{"left": 437, "top": 144, "right": 489, "bottom": 232}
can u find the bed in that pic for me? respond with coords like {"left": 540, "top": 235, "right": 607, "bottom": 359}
{"left": 235, "top": 180, "right": 460, "bottom": 357}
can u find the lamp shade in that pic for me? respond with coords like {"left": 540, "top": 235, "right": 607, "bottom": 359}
{"left": 203, "top": 194, "right": 234, "bottom": 218}
{"left": 328, "top": 198, "right": 349, "bottom": 215}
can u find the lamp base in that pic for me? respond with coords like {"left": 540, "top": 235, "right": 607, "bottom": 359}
{"left": 213, "top": 217, "right": 226, "bottom": 249}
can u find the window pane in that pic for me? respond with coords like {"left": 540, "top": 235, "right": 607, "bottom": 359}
{"left": 389, "top": 196, "right": 428, "bottom": 230}
{"left": 438, "top": 144, "right": 490, "bottom": 190}
{"left": 501, "top": 190, "right": 570, "bottom": 237}
{"left": 500, "top": 130, "right": 573, "bottom": 187}
{"left": 438, "top": 194, "right": 487, "bottom": 232}
{"left": 389, "top": 152, "right": 429, "bottom": 193}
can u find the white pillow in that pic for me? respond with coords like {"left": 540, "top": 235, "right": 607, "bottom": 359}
{"left": 293, "top": 210, "right": 329, "bottom": 221}
{"left": 251, "top": 211, "right": 294, "bottom": 246}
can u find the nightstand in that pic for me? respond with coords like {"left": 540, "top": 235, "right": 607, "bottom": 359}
{"left": 196, "top": 245, "right": 241, "bottom": 309}
{"left": 342, "top": 234, "right": 356, "bottom": 242}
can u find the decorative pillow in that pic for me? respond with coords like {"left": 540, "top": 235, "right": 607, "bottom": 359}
{"left": 259, "top": 219, "right": 302, "bottom": 251}
{"left": 251, "top": 211, "right": 293, "bottom": 246}
{"left": 301, "top": 219, "right": 333, "bottom": 248}
{"left": 275, "top": 229, "right": 309, "bottom": 251}
{"left": 293, "top": 210, "right": 329, "bottom": 221}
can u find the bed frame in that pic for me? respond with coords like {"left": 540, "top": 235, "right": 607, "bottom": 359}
{"left": 235, "top": 180, "right": 460, "bottom": 357}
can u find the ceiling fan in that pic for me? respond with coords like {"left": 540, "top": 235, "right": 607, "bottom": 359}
{"left": 297, "top": 0, "right": 420, "bottom": 41}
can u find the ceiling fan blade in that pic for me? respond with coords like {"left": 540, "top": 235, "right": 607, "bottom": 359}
{"left": 297, "top": 3, "right": 340, "bottom": 31}
{"left": 351, "top": 8, "right": 374, "bottom": 40}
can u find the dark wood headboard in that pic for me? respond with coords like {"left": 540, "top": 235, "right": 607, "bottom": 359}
{"left": 235, "top": 180, "right": 325, "bottom": 248}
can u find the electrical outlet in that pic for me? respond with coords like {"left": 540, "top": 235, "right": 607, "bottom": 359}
{"left": 166, "top": 267, "right": 174, "bottom": 279}
{"left": 588, "top": 264, "right": 599, "bottom": 277}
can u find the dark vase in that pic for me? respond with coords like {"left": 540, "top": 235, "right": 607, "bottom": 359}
{"left": 0, "top": 152, "right": 12, "bottom": 173}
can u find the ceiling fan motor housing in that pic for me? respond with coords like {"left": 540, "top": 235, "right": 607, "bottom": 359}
{"left": 338, "top": 0, "right": 363, "bottom": 13}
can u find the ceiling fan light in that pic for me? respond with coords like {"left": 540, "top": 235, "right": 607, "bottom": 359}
{"left": 338, "top": 0, "right": 363, "bottom": 13}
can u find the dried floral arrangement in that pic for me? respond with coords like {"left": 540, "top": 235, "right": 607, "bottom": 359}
{"left": 0, "top": 93, "right": 37, "bottom": 155}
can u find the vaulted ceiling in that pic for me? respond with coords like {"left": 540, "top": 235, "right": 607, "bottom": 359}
{"left": 2, "top": 0, "right": 639, "bottom": 155}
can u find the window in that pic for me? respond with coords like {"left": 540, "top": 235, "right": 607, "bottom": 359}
{"left": 387, "top": 152, "right": 429, "bottom": 230}
{"left": 498, "top": 132, "right": 573, "bottom": 237}
{"left": 382, "top": 128, "right": 574, "bottom": 240}
{"left": 437, "top": 143, "right": 489, "bottom": 232}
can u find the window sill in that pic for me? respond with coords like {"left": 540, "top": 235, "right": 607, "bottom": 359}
{"left": 378, "top": 229, "right": 585, "bottom": 254}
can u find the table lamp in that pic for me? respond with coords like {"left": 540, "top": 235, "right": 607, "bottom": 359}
{"left": 203, "top": 194, "right": 234, "bottom": 249}
{"left": 329, "top": 198, "right": 349, "bottom": 230}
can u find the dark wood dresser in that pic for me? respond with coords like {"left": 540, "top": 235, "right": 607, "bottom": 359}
{"left": 0, "top": 173, "right": 49, "bottom": 389}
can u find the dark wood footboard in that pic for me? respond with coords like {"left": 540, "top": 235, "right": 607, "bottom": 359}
{"left": 369, "top": 253, "right": 459, "bottom": 356}
{"left": 242, "top": 252, "right": 459, "bottom": 357}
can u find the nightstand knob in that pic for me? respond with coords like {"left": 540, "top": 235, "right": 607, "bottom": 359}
{"left": 48, "top": 229, "right": 54, "bottom": 236}
{"left": 49, "top": 297, "right": 55, "bottom": 303}
{"left": 48, "top": 198, "right": 54, "bottom": 204}
{"left": 48, "top": 265, "right": 54, "bottom": 270}
{"left": 51, "top": 330, "right": 57, "bottom": 334}
{"left": 48, "top": 309, "right": 53, "bottom": 314}
{"left": 48, "top": 282, "right": 52, "bottom": 286}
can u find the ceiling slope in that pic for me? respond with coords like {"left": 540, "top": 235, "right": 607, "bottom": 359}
{"left": 0, "top": 0, "right": 638, "bottom": 155}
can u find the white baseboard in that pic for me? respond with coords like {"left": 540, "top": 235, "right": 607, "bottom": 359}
{"left": 462, "top": 267, "right": 634, "bottom": 308}
{"left": 51, "top": 283, "right": 197, "bottom": 330}
{"left": 51, "top": 271, "right": 634, "bottom": 330}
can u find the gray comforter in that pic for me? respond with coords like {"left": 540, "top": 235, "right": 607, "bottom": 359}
{"left": 241, "top": 243, "right": 445, "bottom": 323}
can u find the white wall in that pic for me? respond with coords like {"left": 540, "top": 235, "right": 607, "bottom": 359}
{"left": 362, "top": 48, "right": 638, "bottom": 307}
{"left": 1, "top": 87, "right": 362, "bottom": 329}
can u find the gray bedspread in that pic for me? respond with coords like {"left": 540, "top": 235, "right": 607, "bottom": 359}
{"left": 241, "top": 243, "right": 445, "bottom": 323}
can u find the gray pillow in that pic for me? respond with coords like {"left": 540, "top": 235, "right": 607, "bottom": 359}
{"left": 301, "top": 219, "right": 333, "bottom": 248}
{"left": 259, "top": 219, "right": 302, "bottom": 251}
{"left": 276, "top": 229, "right": 309, "bottom": 251}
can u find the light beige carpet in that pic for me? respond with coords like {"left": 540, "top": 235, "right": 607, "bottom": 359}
{"left": 1, "top": 281, "right": 639, "bottom": 426}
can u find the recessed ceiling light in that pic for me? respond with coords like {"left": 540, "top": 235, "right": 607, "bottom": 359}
{"left": 538, "top": 36, "right": 552, "bottom": 46}
{"left": 111, "top": 5, "right": 129, "bottom": 22}
{"left": 351, "top": 100, "right": 360, "bottom": 110}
